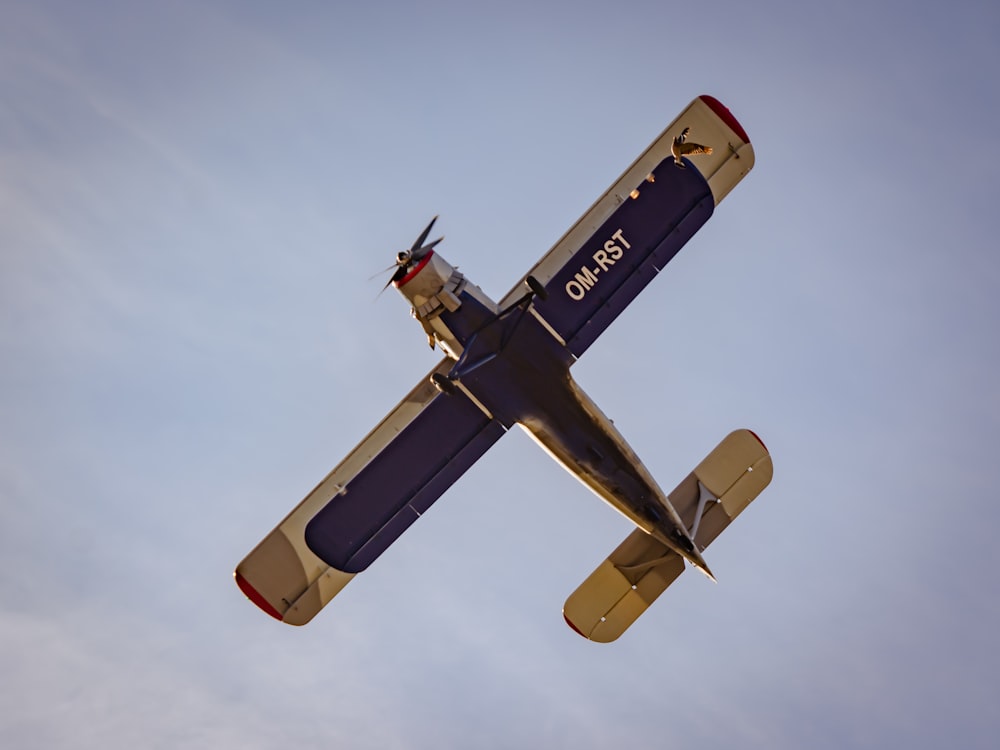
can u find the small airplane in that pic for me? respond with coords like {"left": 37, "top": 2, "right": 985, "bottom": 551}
{"left": 235, "top": 95, "right": 773, "bottom": 642}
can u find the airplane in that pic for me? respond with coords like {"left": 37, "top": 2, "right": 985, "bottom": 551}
{"left": 234, "top": 94, "right": 773, "bottom": 642}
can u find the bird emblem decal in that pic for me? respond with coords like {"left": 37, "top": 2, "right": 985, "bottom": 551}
{"left": 671, "top": 126, "right": 713, "bottom": 167}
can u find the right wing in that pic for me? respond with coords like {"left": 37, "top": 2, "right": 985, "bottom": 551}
{"left": 235, "top": 359, "right": 506, "bottom": 625}
{"left": 563, "top": 430, "right": 772, "bottom": 642}
{"left": 500, "top": 95, "right": 754, "bottom": 358}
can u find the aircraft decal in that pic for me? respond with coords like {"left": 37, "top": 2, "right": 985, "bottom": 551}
{"left": 671, "top": 126, "right": 713, "bottom": 168}
{"left": 564, "top": 229, "right": 632, "bottom": 301}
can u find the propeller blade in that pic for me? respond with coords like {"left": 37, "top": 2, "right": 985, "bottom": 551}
{"left": 411, "top": 236, "right": 444, "bottom": 262}
{"left": 368, "top": 263, "right": 398, "bottom": 281}
{"left": 377, "top": 265, "right": 409, "bottom": 297}
{"left": 409, "top": 215, "right": 438, "bottom": 255}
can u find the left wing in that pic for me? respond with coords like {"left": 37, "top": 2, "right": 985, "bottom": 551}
{"left": 235, "top": 358, "right": 505, "bottom": 625}
{"left": 501, "top": 95, "right": 754, "bottom": 358}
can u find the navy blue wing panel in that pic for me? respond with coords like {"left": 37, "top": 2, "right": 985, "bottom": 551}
{"left": 304, "top": 393, "right": 505, "bottom": 573}
{"left": 531, "top": 157, "right": 715, "bottom": 358}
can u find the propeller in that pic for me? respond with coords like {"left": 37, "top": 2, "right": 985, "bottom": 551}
{"left": 378, "top": 215, "right": 444, "bottom": 293}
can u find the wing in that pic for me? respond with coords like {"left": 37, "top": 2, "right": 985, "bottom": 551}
{"left": 234, "top": 358, "right": 505, "bottom": 625}
{"left": 563, "top": 429, "right": 772, "bottom": 642}
{"left": 501, "top": 95, "right": 754, "bottom": 358}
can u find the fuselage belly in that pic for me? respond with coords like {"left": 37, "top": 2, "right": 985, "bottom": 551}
{"left": 429, "top": 289, "right": 709, "bottom": 575}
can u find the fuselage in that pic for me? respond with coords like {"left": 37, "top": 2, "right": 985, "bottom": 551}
{"left": 393, "top": 251, "right": 714, "bottom": 578}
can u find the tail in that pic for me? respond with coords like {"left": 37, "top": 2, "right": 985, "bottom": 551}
{"left": 562, "top": 429, "right": 772, "bottom": 642}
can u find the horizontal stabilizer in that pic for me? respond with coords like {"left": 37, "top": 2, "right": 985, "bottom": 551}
{"left": 563, "top": 530, "right": 683, "bottom": 643}
{"left": 563, "top": 429, "right": 772, "bottom": 642}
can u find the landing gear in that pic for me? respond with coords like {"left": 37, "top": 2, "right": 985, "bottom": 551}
{"left": 526, "top": 275, "right": 548, "bottom": 301}
{"left": 497, "top": 275, "right": 549, "bottom": 319}
{"left": 430, "top": 372, "right": 456, "bottom": 395}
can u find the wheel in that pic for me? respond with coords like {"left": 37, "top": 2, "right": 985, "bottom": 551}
{"left": 526, "top": 275, "right": 548, "bottom": 301}
{"left": 430, "top": 372, "right": 456, "bottom": 395}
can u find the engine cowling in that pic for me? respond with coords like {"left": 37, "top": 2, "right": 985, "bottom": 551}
{"left": 394, "top": 250, "right": 497, "bottom": 358}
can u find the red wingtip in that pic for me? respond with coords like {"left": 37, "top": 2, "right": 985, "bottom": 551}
{"left": 563, "top": 613, "right": 590, "bottom": 639}
{"left": 235, "top": 570, "right": 284, "bottom": 621}
{"left": 699, "top": 95, "right": 751, "bottom": 144}
{"left": 747, "top": 430, "right": 768, "bottom": 453}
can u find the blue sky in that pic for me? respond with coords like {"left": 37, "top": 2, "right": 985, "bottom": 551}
{"left": 2, "top": 0, "right": 999, "bottom": 747}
